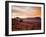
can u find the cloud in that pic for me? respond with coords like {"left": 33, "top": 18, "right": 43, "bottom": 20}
{"left": 12, "top": 6, "right": 41, "bottom": 18}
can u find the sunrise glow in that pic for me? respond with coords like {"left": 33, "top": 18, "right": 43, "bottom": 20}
{"left": 12, "top": 6, "right": 41, "bottom": 18}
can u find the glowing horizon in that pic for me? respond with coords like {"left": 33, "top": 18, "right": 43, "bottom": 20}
{"left": 12, "top": 6, "right": 41, "bottom": 18}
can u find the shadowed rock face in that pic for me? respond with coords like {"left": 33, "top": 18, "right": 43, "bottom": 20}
{"left": 12, "top": 17, "right": 41, "bottom": 31}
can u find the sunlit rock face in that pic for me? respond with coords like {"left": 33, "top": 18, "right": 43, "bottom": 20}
{"left": 12, "top": 17, "right": 41, "bottom": 31}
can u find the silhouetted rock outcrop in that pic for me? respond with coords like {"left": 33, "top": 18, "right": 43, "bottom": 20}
{"left": 15, "top": 17, "right": 23, "bottom": 22}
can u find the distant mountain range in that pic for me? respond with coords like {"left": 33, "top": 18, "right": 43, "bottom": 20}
{"left": 13, "top": 17, "right": 41, "bottom": 19}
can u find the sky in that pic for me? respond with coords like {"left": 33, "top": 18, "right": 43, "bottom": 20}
{"left": 12, "top": 6, "right": 41, "bottom": 18}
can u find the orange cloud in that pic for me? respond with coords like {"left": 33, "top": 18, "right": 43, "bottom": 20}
{"left": 12, "top": 6, "right": 41, "bottom": 18}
